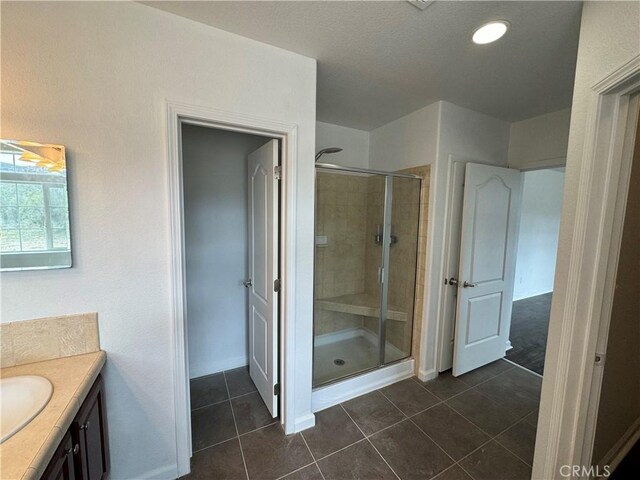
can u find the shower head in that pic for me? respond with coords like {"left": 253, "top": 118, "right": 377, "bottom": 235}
{"left": 315, "top": 147, "right": 343, "bottom": 162}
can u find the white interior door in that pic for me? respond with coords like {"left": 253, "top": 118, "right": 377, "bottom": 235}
{"left": 452, "top": 162, "right": 522, "bottom": 376}
{"left": 247, "top": 139, "right": 279, "bottom": 417}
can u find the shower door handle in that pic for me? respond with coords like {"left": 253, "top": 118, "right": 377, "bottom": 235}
{"left": 243, "top": 279, "right": 252, "bottom": 288}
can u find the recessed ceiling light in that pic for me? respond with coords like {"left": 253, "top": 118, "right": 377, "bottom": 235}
{"left": 472, "top": 21, "right": 509, "bottom": 45}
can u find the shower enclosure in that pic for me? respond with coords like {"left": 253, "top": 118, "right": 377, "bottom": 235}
{"left": 313, "top": 163, "right": 422, "bottom": 387}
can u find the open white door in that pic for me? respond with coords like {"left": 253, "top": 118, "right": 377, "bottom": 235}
{"left": 452, "top": 162, "right": 522, "bottom": 376}
{"left": 247, "top": 139, "right": 279, "bottom": 417}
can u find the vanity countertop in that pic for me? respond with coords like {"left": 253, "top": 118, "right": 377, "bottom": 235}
{"left": 0, "top": 351, "right": 106, "bottom": 480}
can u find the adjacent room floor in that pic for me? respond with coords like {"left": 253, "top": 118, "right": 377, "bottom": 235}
{"left": 506, "top": 292, "right": 553, "bottom": 375}
{"left": 184, "top": 360, "right": 541, "bottom": 480}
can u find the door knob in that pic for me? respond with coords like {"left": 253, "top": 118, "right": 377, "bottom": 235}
{"left": 447, "top": 277, "right": 458, "bottom": 286}
{"left": 463, "top": 281, "right": 477, "bottom": 288}
{"left": 243, "top": 279, "right": 253, "bottom": 288}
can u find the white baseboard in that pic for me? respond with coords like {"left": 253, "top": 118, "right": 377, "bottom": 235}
{"left": 293, "top": 412, "right": 316, "bottom": 433}
{"left": 599, "top": 415, "right": 640, "bottom": 471}
{"left": 311, "top": 359, "right": 414, "bottom": 412}
{"left": 418, "top": 367, "right": 437, "bottom": 382}
{"left": 189, "top": 356, "right": 248, "bottom": 380}
{"left": 135, "top": 464, "right": 178, "bottom": 480}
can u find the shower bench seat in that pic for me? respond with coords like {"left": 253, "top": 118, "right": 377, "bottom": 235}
{"left": 315, "top": 293, "right": 408, "bottom": 322}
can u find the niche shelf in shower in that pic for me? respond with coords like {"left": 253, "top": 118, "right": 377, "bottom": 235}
{"left": 315, "top": 293, "right": 408, "bottom": 322}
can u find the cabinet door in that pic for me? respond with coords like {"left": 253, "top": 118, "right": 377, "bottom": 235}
{"left": 42, "top": 431, "right": 76, "bottom": 480}
{"left": 72, "top": 375, "right": 110, "bottom": 480}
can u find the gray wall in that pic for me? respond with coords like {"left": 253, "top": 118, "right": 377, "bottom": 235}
{"left": 182, "top": 124, "right": 269, "bottom": 379}
{"left": 513, "top": 169, "right": 565, "bottom": 300}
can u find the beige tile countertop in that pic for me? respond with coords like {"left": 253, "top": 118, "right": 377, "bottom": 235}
{"left": 0, "top": 351, "right": 106, "bottom": 480}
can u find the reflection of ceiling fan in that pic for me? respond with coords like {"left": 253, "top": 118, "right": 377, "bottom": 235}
{"left": 0, "top": 139, "right": 66, "bottom": 172}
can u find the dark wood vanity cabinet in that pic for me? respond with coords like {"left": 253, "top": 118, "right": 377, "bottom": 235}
{"left": 71, "top": 375, "right": 110, "bottom": 480}
{"left": 41, "top": 431, "right": 77, "bottom": 480}
{"left": 42, "top": 375, "right": 109, "bottom": 480}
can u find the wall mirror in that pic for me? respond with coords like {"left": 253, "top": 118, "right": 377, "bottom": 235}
{"left": 0, "top": 139, "right": 71, "bottom": 271}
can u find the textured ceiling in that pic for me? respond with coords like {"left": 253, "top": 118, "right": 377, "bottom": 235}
{"left": 144, "top": 1, "right": 582, "bottom": 130}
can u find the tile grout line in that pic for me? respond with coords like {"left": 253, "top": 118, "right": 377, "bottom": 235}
{"left": 418, "top": 363, "right": 516, "bottom": 405}
{"left": 376, "top": 388, "right": 411, "bottom": 419}
{"left": 190, "top": 416, "right": 280, "bottom": 455}
{"left": 406, "top": 415, "right": 458, "bottom": 467}
{"left": 238, "top": 419, "right": 280, "bottom": 438}
{"left": 448, "top": 410, "right": 536, "bottom": 475}
{"left": 314, "top": 437, "right": 370, "bottom": 463}
{"left": 223, "top": 371, "right": 250, "bottom": 480}
{"left": 376, "top": 381, "right": 448, "bottom": 417}
{"left": 453, "top": 458, "right": 477, "bottom": 480}
{"left": 445, "top": 389, "right": 537, "bottom": 443}
{"left": 430, "top": 463, "right": 463, "bottom": 480}
{"left": 338, "top": 404, "right": 402, "bottom": 480}
{"left": 299, "top": 432, "right": 326, "bottom": 480}
{"left": 413, "top": 367, "right": 539, "bottom": 474}
{"left": 492, "top": 417, "right": 536, "bottom": 467}
{"left": 191, "top": 389, "right": 259, "bottom": 412}
{"left": 274, "top": 461, "right": 317, "bottom": 480}
{"left": 502, "top": 357, "right": 544, "bottom": 378}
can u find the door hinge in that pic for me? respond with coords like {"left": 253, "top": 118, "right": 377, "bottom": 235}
{"left": 274, "top": 165, "right": 282, "bottom": 180}
{"left": 274, "top": 278, "right": 281, "bottom": 292}
{"left": 274, "top": 383, "right": 280, "bottom": 396}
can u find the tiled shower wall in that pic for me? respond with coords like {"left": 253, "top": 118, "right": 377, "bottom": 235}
{"left": 314, "top": 172, "right": 368, "bottom": 335}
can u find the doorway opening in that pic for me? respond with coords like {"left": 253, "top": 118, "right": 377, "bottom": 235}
{"left": 180, "top": 123, "right": 281, "bottom": 456}
{"left": 438, "top": 162, "right": 566, "bottom": 378}
{"left": 506, "top": 168, "right": 565, "bottom": 376}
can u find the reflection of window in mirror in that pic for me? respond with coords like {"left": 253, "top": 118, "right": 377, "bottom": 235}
{"left": 0, "top": 140, "right": 72, "bottom": 271}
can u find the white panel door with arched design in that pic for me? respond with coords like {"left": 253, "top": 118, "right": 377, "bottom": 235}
{"left": 452, "top": 162, "right": 522, "bottom": 376}
{"left": 247, "top": 139, "right": 279, "bottom": 417}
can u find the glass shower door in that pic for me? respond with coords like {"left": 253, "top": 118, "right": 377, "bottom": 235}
{"left": 384, "top": 176, "right": 422, "bottom": 363}
{"left": 313, "top": 165, "right": 422, "bottom": 388}
{"left": 313, "top": 170, "right": 385, "bottom": 386}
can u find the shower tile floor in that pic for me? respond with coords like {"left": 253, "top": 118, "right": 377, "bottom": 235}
{"left": 313, "top": 332, "right": 405, "bottom": 386}
{"left": 184, "top": 359, "right": 541, "bottom": 480}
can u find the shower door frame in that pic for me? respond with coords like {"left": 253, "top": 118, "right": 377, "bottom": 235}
{"left": 314, "top": 163, "right": 422, "bottom": 387}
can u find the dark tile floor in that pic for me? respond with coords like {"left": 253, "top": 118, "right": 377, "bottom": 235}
{"left": 188, "top": 366, "right": 278, "bottom": 454}
{"left": 185, "top": 361, "right": 541, "bottom": 480}
{"left": 506, "top": 292, "right": 553, "bottom": 375}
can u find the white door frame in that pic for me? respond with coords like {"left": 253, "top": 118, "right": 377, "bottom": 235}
{"left": 532, "top": 55, "right": 640, "bottom": 478}
{"left": 165, "top": 101, "right": 299, "bottom": 477}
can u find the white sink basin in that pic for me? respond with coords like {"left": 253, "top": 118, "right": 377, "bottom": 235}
{"left": 1, "top": 375, "right": 53, "bottom": 443}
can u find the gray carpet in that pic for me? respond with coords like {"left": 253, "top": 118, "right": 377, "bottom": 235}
{"left": 506, "top": 292, "right": 552, "bottom": 375}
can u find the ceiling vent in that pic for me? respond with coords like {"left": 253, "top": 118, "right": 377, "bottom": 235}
{"left": 407, "top": 0, "right": 435, "bottom": 11}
